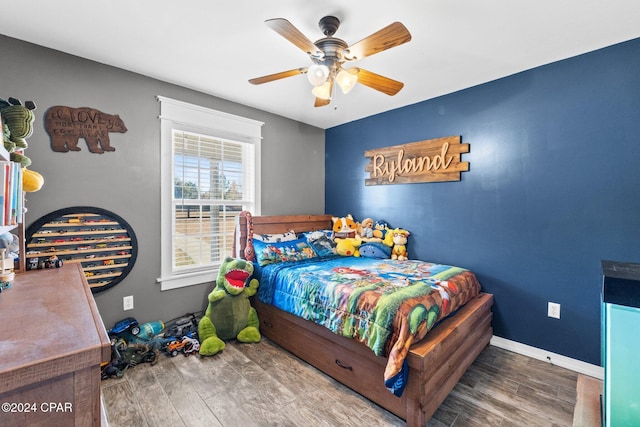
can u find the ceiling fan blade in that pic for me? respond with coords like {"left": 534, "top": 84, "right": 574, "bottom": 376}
{"left": 355, "top": 68, "right": 404, "bottom": 96}
{"left": 265, "top": 18, "right": 322, "bottom": 56}
{"left": 346, "top": 22, "right": 411, "bottom": 60}
{"left": 249, "top": 68, "right": 307, "bottom": 85}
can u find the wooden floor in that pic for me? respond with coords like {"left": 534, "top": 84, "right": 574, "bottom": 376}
{"left": 101, "top": 338, "right": 579, "bottom": 426}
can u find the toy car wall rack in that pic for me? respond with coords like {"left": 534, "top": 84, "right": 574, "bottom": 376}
{"left": 26, "top": 207, "right": 138, "bottom": 293}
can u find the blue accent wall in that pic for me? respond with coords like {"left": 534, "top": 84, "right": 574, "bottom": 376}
{"left": 325, "top": 37, "right": 640, "bottom": 365}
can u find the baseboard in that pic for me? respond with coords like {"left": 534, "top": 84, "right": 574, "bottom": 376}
{"left": 490, "top": 336, "right": 604, "bottom": 380}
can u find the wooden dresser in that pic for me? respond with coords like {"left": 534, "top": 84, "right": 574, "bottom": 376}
{"left": 0, "top": 263, "right": 111, "bottom": 426}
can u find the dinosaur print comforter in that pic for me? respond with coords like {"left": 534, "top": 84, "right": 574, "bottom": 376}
{"left": 256, "top": 256, "right": 481, "bottom": 397}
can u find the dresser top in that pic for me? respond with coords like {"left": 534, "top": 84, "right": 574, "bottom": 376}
{"left": 0, "top": 263, "right": 110, "bottom": 383}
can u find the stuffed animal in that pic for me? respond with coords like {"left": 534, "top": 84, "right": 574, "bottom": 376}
{"left": 389, "top": 228, "right": 410, "bottom": 260}
{"left": 382, "top": 228, "right": 395, "bottom": 247}
{"left": 373, "top": 220, "right": 391, "bottom": 241}
{"left": 359, "top": 241, "right": 392, "bottom": 259}
{"left": 332, "top": 214, "right": 358, "bottom": 239}
{"left": 198, "top": 257, "right": 260, "bottom": 356}
{"left": 0, "top": 97, "right": 44, "bottom": 191}
{"left": 0, "top": 232, "right": 19, "bottom": 260}
{"left": 0, "top": 97, "right": 36, "bottom": 167}
{"left": 22, "top": 169, "right": 44, "bottom": 192}
{"left": 334, "top": 237, "right": 362, "bottom": 257}
{"left": 357, "top": 217, "right": 374, "bottom": 239}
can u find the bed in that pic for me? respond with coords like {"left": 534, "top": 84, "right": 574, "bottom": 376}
{"left": 233, "top": 212, "right": 493, "bottom": 426}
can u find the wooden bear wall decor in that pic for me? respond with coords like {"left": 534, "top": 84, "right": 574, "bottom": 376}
{"left": 44, "top": 105, "right": 127, "bottom": 154}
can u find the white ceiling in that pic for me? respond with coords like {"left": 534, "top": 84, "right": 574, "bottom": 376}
{"left": 1, "top": 0, "right": 639, "bottom": 129}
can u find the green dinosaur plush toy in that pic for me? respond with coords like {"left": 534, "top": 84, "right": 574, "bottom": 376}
{"left": 0, "top": 97, "right": 36, "bottom": 167}
{"left": 198, "top": 257, "right": 260, "bottom": 356}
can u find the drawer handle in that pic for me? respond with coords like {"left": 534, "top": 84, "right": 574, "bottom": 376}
{"left": 262, "top": 320, "right": 273, "bottom": 328}
{"left": 335, "top": 359, "right": 353, "bottom": 371}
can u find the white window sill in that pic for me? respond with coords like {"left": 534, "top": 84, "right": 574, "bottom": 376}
{"left": 157, "top": 269, "right": 216, "bottom": 291}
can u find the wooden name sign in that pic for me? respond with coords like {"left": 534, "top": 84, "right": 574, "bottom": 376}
{"left": 364, "top": 135, "right": 469, "bottom": 185}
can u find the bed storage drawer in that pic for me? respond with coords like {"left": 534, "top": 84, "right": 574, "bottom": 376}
{"left": 254, "top": 293, "right": 493, "bottom": 423}
{"left": 255, "top": 299, "right": 408, "bottom": 417}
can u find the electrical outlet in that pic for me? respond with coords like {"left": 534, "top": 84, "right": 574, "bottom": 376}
{"left": 123, "top": 295, "right": 134, "bottom": 311}
{"left": 548, "top": 302, "right": 560, "bottom": 319}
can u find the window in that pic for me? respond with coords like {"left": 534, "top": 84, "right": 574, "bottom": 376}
{"left": 157, "top": 96, "right": 262, "bottom": 290}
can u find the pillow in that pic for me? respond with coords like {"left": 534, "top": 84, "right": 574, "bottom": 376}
{"left": 253, "top": 238, "right": 317, "bottom": 266}
{"left": 253, "top": 229, "right": 297, "bottom": 243}
{"left": 300, "top": 229, "right": 333, "bottom": 241}
{"left": 306, "top": 234, "right": 336, "bottom": 257}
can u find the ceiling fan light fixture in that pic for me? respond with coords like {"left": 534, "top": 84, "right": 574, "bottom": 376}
{"left": 307, "top": 64, "right": 330, "bottom": 86}
{"left": 251, "top": 16, "right": 412, "bottom": 107}
{"left": 336, "top": 68, "right": 359, "bottom": 94}
{"left": 312, "top": 80, "right": 332, "bottom": 100}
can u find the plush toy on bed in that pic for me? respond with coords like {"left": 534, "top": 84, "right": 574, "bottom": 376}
{"left": 332, "top": 214, "right": 358, "bottom": 239}
{"left": 389, "top": 228, "right": 410, "bottom": 260}
{"left": 198, "top": 257, "right": 260, "bottom": 356}
{"left": 373, "top": 220, "right": 391, "bottom": 241}
{"left": 357, "top": 217, "right": 375, "bottom": 240}
{"left": 334, "top": 237, "right": 362, "bottom": 257}
{"left": 359, "top": 241, "right": 392, "bottom": 259}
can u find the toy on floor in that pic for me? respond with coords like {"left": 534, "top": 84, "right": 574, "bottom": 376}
{"left": 198, "top": 257, "right": 260, "bottom": 356}
{"left": 105, "top": 318, "right": 166, "bottom": 368}
{"left": 162, "top": 312, "right": 200, "bottom": 339}
{"left": 107, "top": 317, "right": 140, "bottom": 342}
{"left": 101, "top": 338, "right": 128, "bottom": 379}
{"left": 121, "top": 342, "right": 158, "bottom": 366}
{"left": 135, "top": 320, "right": 165, "bottom": 341}
{"left": 100, "top": 337, "right": 159, "bottom": 378}
{"left": 167, "top": 335, "right": 200, "bottom": 357}
{"left": 126, "top": 321, "right": 175, "bottom": 354}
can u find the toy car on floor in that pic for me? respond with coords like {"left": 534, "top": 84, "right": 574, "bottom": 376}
{"left": 108, "top": 317, "right": 140, "bottom": 342}
{"left": 162, "top": 313, "right": 199, "bottom": 339}
{"left": 122, "top": 343, "right": 158, "bottom": 366}
{"left": 167, "top": 335, "right": 200, "bottom": 357}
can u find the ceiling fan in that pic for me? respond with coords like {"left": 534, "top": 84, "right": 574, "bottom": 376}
{"left": 249, "top": 16, "right": 412, "bottom": 107}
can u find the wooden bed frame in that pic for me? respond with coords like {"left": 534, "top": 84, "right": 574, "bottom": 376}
{"left": 234, "top": 213, "right": 493, "bottom": 426}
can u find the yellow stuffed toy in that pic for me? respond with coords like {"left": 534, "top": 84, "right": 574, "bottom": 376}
{"left": 334, "top": 237, "right": 362, "bottom": 257}
{"left": 389, "top": 228, "right": 410, "bottom": 260}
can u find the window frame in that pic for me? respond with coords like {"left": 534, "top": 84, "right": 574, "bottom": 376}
{"left": 157, "top": 96, "right": 262, "bottom": 290}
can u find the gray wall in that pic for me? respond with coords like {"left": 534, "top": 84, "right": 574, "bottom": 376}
{"left": 0, "top": 35, "right": 325, "bottom": 327}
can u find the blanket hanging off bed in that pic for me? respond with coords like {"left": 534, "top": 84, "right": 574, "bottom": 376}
{"left": 256, "top": 256, "right": 481, "bottom": 396}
